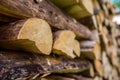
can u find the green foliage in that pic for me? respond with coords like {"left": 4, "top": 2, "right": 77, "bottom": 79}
{"left": 113, "top": 0, "right": 120, "bottom": 8}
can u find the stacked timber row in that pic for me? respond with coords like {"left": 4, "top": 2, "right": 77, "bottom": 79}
{"left": 0, "top": 0, "right": 119, "bottom": 80}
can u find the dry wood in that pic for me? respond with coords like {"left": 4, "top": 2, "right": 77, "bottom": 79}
{"left": 91, "top": 30, "right": 100, "bottom": 43}
{"left": 94, "top": 60, "right": 104, "bottom": 77}
{"left": 53, "top": 30, "right": 76, "bottom": 58}
{"left": 79, "top": 15, "right": 97, "bottom": 30}
{"left": 80, "top": 41, "right": 101, "bottom": 60}
{"left": 0, "top": 18, "right": 53, "bottom": 55}
{"left": 94, "top": 76, "right": 103, "bottom": 80}
{"left": 0, "top": 0, "right": 93, "bottom": 39}
{"left": 101, "top": 4, "right": 109, "bottom": 17}
{"left": 50, "top": 0, "right": 94, "bottom": 19}
{"left": 109, "top": 67, "right": 119, "bottom": 80}
{"left": 101, "top": 27, "right": 109, "bottom": 44}
{"left": 0, "top": 50, "right": 91, "bottom": 80}
{"left": 102, "top": 51, "right": 112, "bottom": 79}
{"left": 73, "top": 40, "right": 81, "bottom": 57}
{"left": 93, "top": 0, "right": 101, "bottom": 11}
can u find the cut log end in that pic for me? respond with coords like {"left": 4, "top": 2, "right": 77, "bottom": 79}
{"left": 81, "top": 0, "right": 94, "bottom": 15}
{"left": 73, "top": 40, "right": 80, "bottom": 57}
{"left": 18, "top": 18, "right": 53, "bottom": 55}
{"left": 53, "top": 30, "right": 76, "bottom": 58}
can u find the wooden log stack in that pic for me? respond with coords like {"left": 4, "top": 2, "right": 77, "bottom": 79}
{"left": 0, "top": 0, "right": 119, "bottom": 80}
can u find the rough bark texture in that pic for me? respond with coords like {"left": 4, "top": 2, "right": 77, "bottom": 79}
{"left": 0, "top": 18, "right": 53, "bottom": 55}
{"left": 0, "top": 50, "right": 91, "bottom": 80}
{"left": 0, "top": 0, "right": 93, "bottom": 40}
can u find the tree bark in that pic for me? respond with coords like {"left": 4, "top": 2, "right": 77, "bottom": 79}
{"left": 0, "top": 50, "right": 91, "bottom": 80}
{"left": 0, "top": 0, "right": 93, "bottom": 40}
{"left": 0, "top": 18, "right": 53, "bottom": 55}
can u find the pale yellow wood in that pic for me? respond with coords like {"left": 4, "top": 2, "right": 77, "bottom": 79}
{"left": 53, "top": 30, "right": 76, "bottom": 58}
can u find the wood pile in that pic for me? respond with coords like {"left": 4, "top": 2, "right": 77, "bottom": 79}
{"left": 0, "top": 0, "right": 119, "bottom": 80}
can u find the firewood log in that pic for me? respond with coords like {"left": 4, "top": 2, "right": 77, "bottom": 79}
{"left": 0, "top": 50, "right": 91, "bottom": 80}
{"left": 91, "top": 30, "right": 100, "bottom": 43}
{"left": 53, "top": 30, "right": 76, "bottom": 58}
{"left": 0, "top": 18, "right": 53, "bottom": 55}
{"left": 80, "top": 41, "right": 101, "bottom": 60}
{"left": 0, "top": 0, "right": 93, "bottom": 39}
{"left": 73, "top": 40, "right": 81, "bottom": 57}
{"left": 102, "top": 51, "right": 112, "bottom": 79}
{"left": 50, "top": 0, "right": 94, "bottom": 19}
{"left": 79, "top": 15, "right": 97, "bottom": 30}
{"left": 94, "top": 60, "right": 104, "bottom": 77}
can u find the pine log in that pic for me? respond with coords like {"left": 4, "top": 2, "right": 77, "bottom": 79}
{"left": 50, "top": 0, "right": 93, "bottom": 19}
{"left": 0, "top": 50, "right": 91, "bottom": 80}
{"left": 53, "top": 30, "right": 76, "bottom": 58}
{"left": 93, "top": 0, "right": 101, "bottom": 12}
{"left": 109, "top": 67, "right": 119, "bottom": 80}
{"left": 101, "top": 27, "right": 109, "bottom": 44}
{"left": 73, "top": 40, "right": 81, "bottom": 57}
{"left": 102, "top": 51, "right": 112, "bottom": 79}
{"left": 79, "top": 15, "right": 97, "bottom": 30}
{"left": 80, "top": 41, "right": 101, "bottom": 60}
{"left": 91, "top": 30, "right": 100, "bottom": 43}
{"left": 0, "top": 18, "right": 53, "bottom": 55}
{"left": 94, "top": 60, "right": 104, "bottom": 77}
{"left": 0, "top": 0, "right": 93, "bottom": 40}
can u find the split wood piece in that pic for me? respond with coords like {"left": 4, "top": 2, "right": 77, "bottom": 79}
{"left": 0, "top": 0, "right": 93, "bottom": 40}
{"left": 98, "top": 10, "right": 105, "bottom": 24}
{"left": 101, "top": 4, "right": 109, "bottom": 17}
{"left": 80, "top": 41, "right": 101, "bottom": 60}
{"left": 102, "top": 19, "right": 109, "bottom": 26}
{"left": 73, "top": 40, "right": 81, "bottom": 57}
{"left": 50, "top": 0, "right": 94, "bottom": 19}
{"left": 102, "top": 51, "right": 112, "bottom": 79}
{"left": 101, "top": 27, "right": 109, "bottom": 45}
{"left": 92, "top": 0, "right": 101, "bottom": 12}
{"left": 91, "top": 30, "right": 100, "bottom": 43}
{"left": 109, "top": 67, "right": 120, "bottom": 80}
{"left": 94, "top": 76, "right": 103, "bottom": 80}
{"left": 0, "top": 18, "right": 53, "bottom": 55}
{"left": 79, "top": 15, "right": 97, "bottom": 30}
{"left": 53, "top": 30, "right": 76, "bottom": 58}
{"left": 94, "top": 60, "right": 104, "bottom": 77}
{"left": 0, "top": 50, "right": 91, "bottom": 80}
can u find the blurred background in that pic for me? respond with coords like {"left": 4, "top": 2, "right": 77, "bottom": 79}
{"left": 111, "top": 0, "right": 120, "bottom": 24}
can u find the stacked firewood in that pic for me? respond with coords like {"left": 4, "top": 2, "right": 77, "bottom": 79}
{"left": 0, "top": 0, "right": 119, "bottom": 80}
